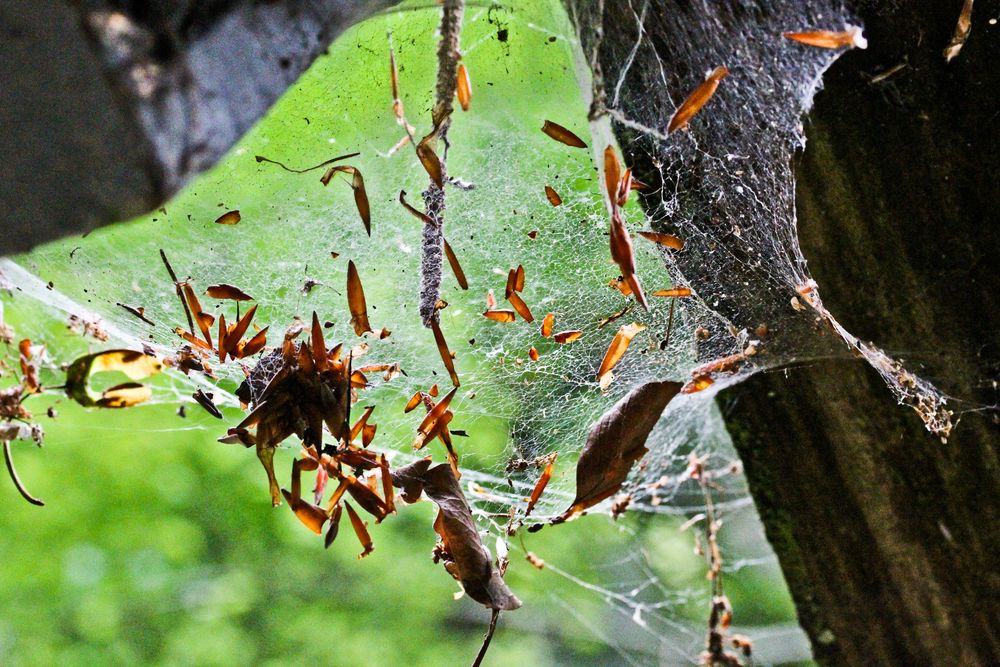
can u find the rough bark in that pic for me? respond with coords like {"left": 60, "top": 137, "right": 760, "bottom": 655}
{"left": 569, "top": 0, "right": 1000, "bottom": 664}
{"left": 0, "top": 0, "right": 394, "bottom": 256}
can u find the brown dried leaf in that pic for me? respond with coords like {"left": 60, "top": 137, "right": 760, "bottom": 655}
{"left": 637, "top": 231, "right": 685, "bottom": 250}
{"left": 507, "top": 292, "right": 534, "bottom": 323}
{"left": 344, "top": 501, "right": 374, "bottom": 559}
{"left": 603, "top": 145, "right": 622, "bottom": 205}
{"left": 784, "top": 26, "right": 867, "bottom": 50}
{"left": 544, "top": 185, "right": 562, "bottom": 206}
{"left": 553, "top": 330, "right": 582, "bottom": 344}
{"left": 414, "top": 386, "right": 458, "bottom": 449}
{"left": 525, "top": 453, "right": 556, "bottom": 517}
{"left": 346, "top": 260, "right": 374, "bottom": 337}
{"left": 541, "top": 312, "right": 554, "bottom": 338}
{"left": 206, "top": 284, "right": 253, "bottom": 301}
{"left": 390, "top": 456, "right": 433, "bottom": 504}
{"left": 597, "top": 322, "right": 646, "bottom": 384}
{"left": 399, "top": 190, "right": 434, "bottom": 224}
{"left": 541, "top": 120, "right": 588, "bottom": 148}
{"left": 557, "top": 381, "right": 682, "bottom": 521}
{"left": 652, "top": 287, "right": 692, "bottom": 298}
{"left": 456, "top": 62, "right": 472, "bottom": 111}
{"left": 430, "top": 318, "right": 460, "bottom": 387}
{"left": 667, "top": 66, "right": 729, "bottom": 134}
{"left": 193, "top": 389, "right": 223, "bottom": 419}
{"left": 421, "top": 463, "right": 522, "bottom": 610}
{"left": 417, "top": 134, "right": 444, "bottom": 187}
{"left": 215, "top": 210, "right": 241, "bottom": 225}
{"left": 443, "top": 238, "right": 469, "bottom": 290}
{"left": 483, "top": 310, "right": 516, "bottom": 323}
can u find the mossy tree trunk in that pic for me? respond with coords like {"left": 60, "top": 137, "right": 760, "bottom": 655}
{"left": 571, "top": 0, "right": 1000, "bottom": 664}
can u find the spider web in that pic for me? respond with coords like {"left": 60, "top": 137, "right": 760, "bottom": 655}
{"left": 0, "top": 0, "right": 955, "bottom": 664}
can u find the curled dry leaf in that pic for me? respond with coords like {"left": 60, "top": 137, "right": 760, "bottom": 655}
{"left": 193, "top": 389, "right": 223, "bottom": 419}
{"left": 321, "top": 166, "right": 371, "bottom": 236}
{"left": 667, "top": 66, "right": 729, "bottom": 134}
{"left": 414, "top": 386, "right": 458, "bottom": 449}
{"left": 638, "top": 231, "right": 684, "bottom": 250}
{"left": 344, "top": 501, "right": 374, "bottom": 559}
{"left": 390, "top": 456, "right": 433, "bottom": 504}
{"left": 943, "top": 1, "right": 973, "bottom": 62}
{"left": 346, "top": 260, "right": 374, "bottom": 337}
{"left": 215, "top": 210, "right": 241, "bottom": 225}
{"left": 65, "top": 350, "right": 163, "bottom": 408}
{"left": 483, "top": 310, "right": 516, "bottom": 323}
{"left": 416, "top": 133, "right": 444, "bottom": 187}
{"left": 420, "top": 463, "right": 522, "bottom": 610}
{"left": 541, "top": 120, "right": 588, "bottom": 148}
{"left": 456, "top": 62, "right": 472, "bottom": 111}
{"left": 784, "top": 26, "right": 868, "bottom": 50}
{"left": 399, "top": 190, "right": 435, "bottom": 225}
{"left": 206, "top": 284, "right": 253, "bottom": 301}
{"left": 514, "top": 265, "right": 525, "bottom": 293}
{"left": 544, "top": 185, "right": 562, "bottom": 206}
{"left": 528, "top": 346, "right": 539, "bottom": 361}
{"left": 553, "top": 330, "right": 582, "bottom": 344}
{"left": 597, "top": 322, "right": 646, "bottom": 386}
{"left": 555, "top": 381, "right": 682, "bottom": 522}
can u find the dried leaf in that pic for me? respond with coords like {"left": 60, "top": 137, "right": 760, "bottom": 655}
{"left": 525, "top": 552, "right": 545, "bottom": 569}
{"left": 421, "top": 463, "right": 522, "bottom": 610}
{"left": 638, "top": 231, "right": 684, "bottom": 250}
{"left": 652, "top": 287, "right": 692, "bottom": 298}
{"left": 344, "top": 501, "right": 374, "bottom": 558}
{"left": 557, "top": 381, "right": 682, "bottom": 521}
{"left": 206, "top": 284, "right": 253, "bottom": 301}
{"left": 193, "top": 389, "right": 223, "bottom": 419}
{"left": 610, "top": 211, "right": 648, "bottom": 310}
{"left": 541, "top": 312, "right": 554, "bottom": 338}
{"left": 544, "top": 185, "right": 562, "bottom": 206}
{"left": 456, "top": 62, "right": 472, "bottom": 111}
{"left": 65, "top": 350, "right": 162, "bottom": 408}
{"left": 784, "top": 26, "right": 868, "bottom": 50}
{"left": 239, "top": 327, "right": 268, "bottom": 358}
{"left": 346, "top": 260, "right": 374, "bottom": 336}
{"left": 417, "top": 133, "right": 444, "bottom": 187}
{"left": 324, "top": 503, "right": 343, "bottom": 548}
{"left": 116, "top": 303, "right": 155, "bottom": 326}
{"left": 525, "top": 453, "right": 556, "bottom": 517}
{"left": 528, "top": 347, "right": 539, "bottom": 361}
{"left": 215, "top": 210, "right": 241, "bottom": 225}
{"left": 430, "top": 319, "right": 460, "bottom": 387}
{"left": 414, "top": 386, "right": 458, "bottom": 449}
{"left": 483, "top": 310, "right": 516, "bottom": 323}
{"left": 390, "top": 456, "right": 433, "bottom": 504}
{"left": 507, "top": 292, "right": 534, "bottom": 323}
{"left": 541, "top": 120, "right": 588, "bottom": 148}
{"left": 667, "top": 66, "right": 729, "bottom": 134}
{"left": 443, "top": 238, "right": 469, "bottom": 290}
{"left": 514, "top": 265, "right": 525, "bottom": 293}
{"left": 225, "top": 305, "right": 258, "bottom": 357}
{"left": 399, "top": 190, "right": 435, "bottom": 224}
{"left": 182, "top": 283, "right": 213, "bottom": 345}
{"left": 553, "top": 330, "right": 582, "bottom": 344}
{"left": 597, "top": 322, "right": 646, "bottom": 384}
{"left": 603, "top": 145, "right": 621, "bottom": 205}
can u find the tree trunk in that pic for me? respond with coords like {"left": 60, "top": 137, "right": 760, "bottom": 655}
{"left": 0, "top": 0, "right": 394, "bottom": 255}
{"left": 568, "top": 0, "right": 1000, "bottom": 664}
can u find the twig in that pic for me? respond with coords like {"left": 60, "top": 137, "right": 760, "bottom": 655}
{"left": 4, "top": 439, "right": 44, "bottom": 506}
{"left": 418, "top": 0, "right": 466, "bottom": 327}
{"left": 159, "top": 249, "right": 194, "bottom": 335}
{"left": 254, "top": 152, "right": 360, "bottom": 173}
{"left": 471, "top": 609, "right": 500, "bottom": 667}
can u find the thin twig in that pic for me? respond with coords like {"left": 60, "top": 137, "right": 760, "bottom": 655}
{"left": 418, "top": 0, "right": 466, "bottom": 327}
{"left": 254, "top": 153, "right": 360, "bottom": 173}
{"left": 3, "top": 439, "right": 44, "bottom": 506}
{"left": 471, "top": 609, "right": 500, "bottom": 667}
{"left": 159, "top": 249, "right": 195, "bottom": 335}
